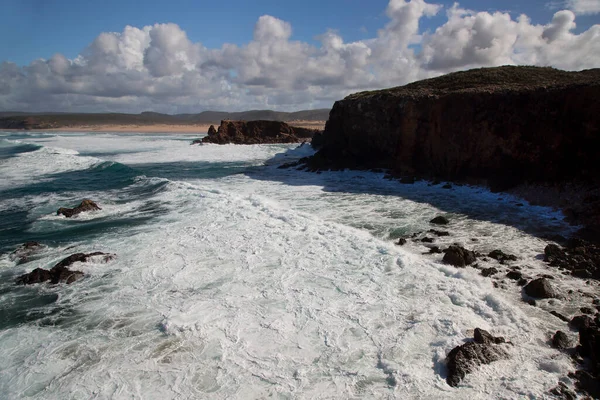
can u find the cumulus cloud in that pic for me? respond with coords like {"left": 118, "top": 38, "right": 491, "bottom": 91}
{"left": 1, "top": 0, "right": 599, "bottom": 113}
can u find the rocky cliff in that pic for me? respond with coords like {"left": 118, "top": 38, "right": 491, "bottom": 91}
{"left": 307, "top": 66, "right": 600, "bottom": 236}
{"left": 198, "top": 120, "right": 321, "bottom": 144}
{"left": 311, "top": 66, "right": 599, "bottom": 184}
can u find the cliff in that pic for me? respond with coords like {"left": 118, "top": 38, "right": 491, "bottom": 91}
{"left": 307, "top": 66, "right": 600, "bottom": 236}
{"left": 198, "top": 120, "right": 322, "bottom": 145}
{"left": 311, "top": 66, "right": 599, "bottom": 184}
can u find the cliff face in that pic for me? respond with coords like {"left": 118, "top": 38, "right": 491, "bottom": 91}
{"left": 199, "top": 120, "right": 321, "bottom": 145}
{"left": 313, "top": 66, "right": 600, "bottom": 190}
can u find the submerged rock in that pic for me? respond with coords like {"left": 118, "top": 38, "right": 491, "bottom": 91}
{"left": 430, "top": 216, "right": 450, "bottom": 225}
{"left": 443, "top": 245, "right": 476, "bottom": 267}
{"left": 57, "top": 199, "right": 101, "bottom": 218}
{"left": 9, "top": 241, "right": 45, "bottom": 265}
{"left": 446, "top": 328, "right": 509, "bottom": 387}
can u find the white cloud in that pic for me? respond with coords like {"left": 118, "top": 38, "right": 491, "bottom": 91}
{"left": 566, "top": 0, "right": 600, "bottom": 15}
{"left": 0, "top": 0, "right": 599, "bottom": 113}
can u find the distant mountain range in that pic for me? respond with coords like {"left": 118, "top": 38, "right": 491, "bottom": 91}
{"left": 0, "top": 109, "right": 330, "bottom": 130}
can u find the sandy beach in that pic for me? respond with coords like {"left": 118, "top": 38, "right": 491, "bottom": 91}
{"left": 5, "top": 120, "right": 326, "bottom": 134}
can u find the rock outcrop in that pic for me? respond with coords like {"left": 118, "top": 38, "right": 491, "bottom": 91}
{"left": 445, "top": 328, "right": 509, "bottom": 387}
{"left": 57, "top": 199, "right": 101, "bottom": 218}
{"left": 443, "top": 245, "right": 476, "bottom": 267}
{"left": 305, "top": 66, "right": 600, "bottom": 235}
{"left": 16, "top": 252, "right": 115, "bottom": 285}
{"left": 197, "top": 120, "right": 322, "bottom": 145}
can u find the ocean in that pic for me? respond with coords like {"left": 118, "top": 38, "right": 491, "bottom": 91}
{"left": 0, "top": 131, "right": 588, "bottom": 399}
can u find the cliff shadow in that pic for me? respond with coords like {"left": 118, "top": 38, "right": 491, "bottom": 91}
{"left": 244, "top": 146, "right": 575, "bottom": 242}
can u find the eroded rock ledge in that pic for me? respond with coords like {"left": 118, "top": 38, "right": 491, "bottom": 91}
{"left": 195, "top": 120, "right": 322, "bottom": 145}
{"left": 305, "top": 66, "right": 600, "bottom": 236}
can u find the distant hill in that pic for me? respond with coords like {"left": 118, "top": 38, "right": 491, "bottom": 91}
{"left": 0, "top": 109, "right": 330, "bottom": 130}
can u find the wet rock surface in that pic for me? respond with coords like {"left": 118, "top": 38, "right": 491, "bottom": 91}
{"left": 543, "top": 241, "right": 600, "bottom": 280}
{"left": 57, "top": 199, "right": 101, "bottom": 218}
{"left": 16, "top": 252, "right": 115, "bottom": 285}
{"left": 445, "top": 328, "right": 509, "bottom": 387}
{"left": 443, "top": 245, "right": 476, "bottom": 267}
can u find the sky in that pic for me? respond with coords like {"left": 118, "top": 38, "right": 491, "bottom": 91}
{"left": 0, "top": 0, "right": 599, "bottom": 113}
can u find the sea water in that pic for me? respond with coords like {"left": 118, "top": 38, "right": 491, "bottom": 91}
{"left": 0, "top": 131, "right": 590, "bottom": 399}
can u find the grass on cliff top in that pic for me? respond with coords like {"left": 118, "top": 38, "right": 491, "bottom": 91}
{"left": 348, "top": 65, "right": 600, "bottom": 100}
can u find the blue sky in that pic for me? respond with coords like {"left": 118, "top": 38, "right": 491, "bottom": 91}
{"left": 0, "top": 0, "right": 599, "bottom": 112}
{"left": 2, "top": 0, "right": 597, "bottom": 66}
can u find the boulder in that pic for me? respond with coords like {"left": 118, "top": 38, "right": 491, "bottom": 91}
{"left": 446, "top": 328, "right": 509, "bottom": 387}
{"left": 552, "top": 331, "right": 570, "bottom": 350}
{"left": 443, "top": 245, "right": 476, "bottom": 267}
{"left": 429, "top": 229, "right": 450, "bottom": 237}
{"left": 523, "top": 278, "right": 558, "bottom": 299}
{"left": 57, "top": 199, "right": 101, "bottom": 218}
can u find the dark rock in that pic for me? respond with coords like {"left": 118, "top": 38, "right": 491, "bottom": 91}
{"left": 207, "top": 124, "right": 217, "bottom": 135}
{"left": 572, "top": 269, "right": 592, "bottom": 278}
{"left": 57, "top": 199, "right": 101, "bottom": 218}
{"left": 524, "top": 278, "right": 559, "bottom": 299}
{"left": 474, "top": 328, "right": 505, "bottom": 345}
{"left": 442, "top": 184, "right": 453, "bottom": 189}
{"left": 549, "top": 382, "right": 576, "bottom": 400}
{"left": 16, "top": 252, "right": 115, "bottom": 285}
{"left": 421, "top": 237, "right": 434, "bottom": 243}
{"left": 445, "top": 328, "right": 508, "bottom": 387}
{"left": 544, "top": 244, "right": 565, "bottom": 262}
{"left": 581, "top": 307, "right": 595, "bottom": 315}
{"left": 481, "top": 267, "right": 499, "bottom": 277}
{"left": 573, "top": 370, "right": 600, "bottom": 399}
{"left": 16, "top": 268, "right": 52, "bottom": 284}
{"left": 429, "top": 229, "right": 450, "bottom": 237}
{"left": 400, "top": 176, "right": 415, "bottom": 184}
{"left": 517, "top": 278, "right": 528, "bottom": 286}
{"left": 200, "top": 120, "right": 321, "bottom": 145}
{"left": 552, "top": 331, "right": 571, "bottom": 350}
{"left": 53, "top": 252, "right": 114, "bottom": 269}
{"left": 396, "top": 238, "right": 407, "bottom": 246}
{"left": 443, "top": 245, "right": 476, "bottom": 267}
{"left": 570, "top": 315, "right": 595, "bottom": 331}
{"left": 506, "top": 271, "right": 522, "bottom": 280}
{"left": 429, "top": 246, "right": 443, "bottom": 254}
{"left": 550, "top": 311, "right": 570, "bottom": 322}
{"left": 430, "top": 216, "right": 449, "bottom": 225}
{"left": 488, "top": 249, "right": 518, "bottom": 263}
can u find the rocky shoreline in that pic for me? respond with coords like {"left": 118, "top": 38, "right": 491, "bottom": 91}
{"left": 303, "top": 66, "right": 600, "bottom": 241}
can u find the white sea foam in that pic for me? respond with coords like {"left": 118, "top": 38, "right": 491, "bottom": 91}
{"left": 0, "top": 132, "right": 592, "bottom": 399}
